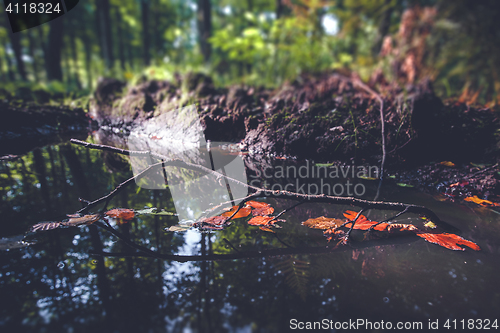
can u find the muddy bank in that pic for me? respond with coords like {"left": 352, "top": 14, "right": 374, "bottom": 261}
{"left": 91, "top": 73, "right": 499, "bottom": 165}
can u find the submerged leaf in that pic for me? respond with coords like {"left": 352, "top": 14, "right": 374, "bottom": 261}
{"left": 302, "top": 216, "right": 344, "bottom": 229}
{"left": 439, "top": 161, "right": 455, "bottom": 167}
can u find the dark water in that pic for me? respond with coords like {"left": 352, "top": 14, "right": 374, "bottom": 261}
{"left": 1, "top": 136, "right": 500, "bottom": 333}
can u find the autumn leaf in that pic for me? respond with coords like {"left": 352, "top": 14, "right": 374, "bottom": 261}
{"left": 30, "top": 222, "right": 62, "bottom": 232}
{"left": 387, "top": 223, "right": 418, "bottom": 233}
{"left": 415, "top": 232, "right": 481, "bottom": 251}
{"left": 199, "top": 215, "right": 229, "bottom": 226}
{"left": 62, "top": 214, "right": 101, "bottom": 227}
{"left": 259, "top": 226, "right": 276, "bottom": 233}
{"left": 105, "top": 209, "right": 135, "bottom": 220}
{"left": 464, "top": 195, "right": 500, "bottom": 207}
{"left": 245, "top": 200, "right": 271, "bottom": 209}
{"left": 251, "top": 205, "right": 274, "bottom": 217}
{"left": 302, "top": 216, "right": 344, "bottom": 229}
{"left": 248, "top": 216, "right": 275, "bottom": 226}
{"left": 337, "top": 210, "right": 481, "bottom": 251}
{"left": 221, "top": 206, "right": 252, "bottom": 219}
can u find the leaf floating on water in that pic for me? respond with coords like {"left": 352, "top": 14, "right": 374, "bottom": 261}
{"left": 464, "top": 195, "right": 500, "bottom": 207}
{"left": 30, "top": 222, "right": 62, "bottom": 232}
{"left": 105, "top": 209, "right": 135, "bottom": 221}
{"left": 135, "top": 207, "right": 176, "bottom": 216}
{"left": 245, "top": 201, "right": 271, "bottom": 209}
{"left": 439, "top": 161, "right": 455, "bottom": 167}
{"left": 198, "top": 215, "right": 229, "bottom": 226}
{"left": 248, "top": 216, "right": 275, "bottom": 226}
{"left": 386, "top": 223, "right": 418, "bottom": 233}
{"left": 338, "top": 210, "right": 480, "bottom": 251}
{"left": 415, "top": 232, "right": 481, "bottom": 251}
{"left": 167, "top": 225, "right": 192, "bottom": 232}
{"left": 302, "top": 216, "right": 344, "bottom": 229}
{"left": 62, "top": 214, "right": 101, "bottom": 227}
{"left": 221, "top": 206, "right": 252, "bottom": 219}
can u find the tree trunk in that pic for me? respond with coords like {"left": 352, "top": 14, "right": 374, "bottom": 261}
{"left": 68, "top": 19, "right": 82, "bottom": 89}
{"left": 97, "top": 0, "right": 115, "bottom": 71}
{"left": 7, "top": 27, "right": 27, "bottom": 81}
{"left": 115, "top": 8, "right": 126, "bottom": 70}
{"left": 197, "top": 0, "right": 212, "bottom": 63}
{"left": 276, "top": 0, "right": 284, "bottom": 19}
{"left": 141, "top": 0, "right": 151, "bottom": 66}
{"left": 27, "top": 30, "right": 39, "bottom": 82}
{"left": 45, "top": 17, "right": 64, "bottom": 81}
{"left": 81, "top": 33, "right": 93, "bottom": 89}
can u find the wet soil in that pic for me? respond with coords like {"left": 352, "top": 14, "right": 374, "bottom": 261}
{"left": 2, "top": 72, "right": 499, "bottom": 204}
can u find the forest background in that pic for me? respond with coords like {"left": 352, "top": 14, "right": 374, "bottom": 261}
{"left": 1, "top": 0, "right": 500, "bottom": 106}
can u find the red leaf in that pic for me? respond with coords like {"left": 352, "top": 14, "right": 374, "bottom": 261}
{"left": 248, "top": 216, "right": 275, "bottom": 226}
{"left": 415, "top": 232, "right": 481, "bottom": 251}
{"left": 105, "top": 209, "right": 135, "bottom": 221}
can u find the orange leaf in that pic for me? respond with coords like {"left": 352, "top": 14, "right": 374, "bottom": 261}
{"left": 248, "top": 216, "right": 275, "bottom": 226}
{"left": 464, "top": 195, "right": 500, "bottom": 207}
{"left": 105, "top": 209, "right": 135, "bottom": 220}
{"left": 415, "top": 232, "right": 481, "bottom": 251}
{"left": 343, "top": 211, "right": 389, "bottom": 231}
{"left": 343, "top": 210, "right": 370, "bottom": 224}
{"left": 245, "top": 201, "right": 271, "bottom": 209}
{"left": 221, "top": 206, "right": 252, "bottom": 219}
{"left": 302, "top": 216, "right": 344, "bottom": 229}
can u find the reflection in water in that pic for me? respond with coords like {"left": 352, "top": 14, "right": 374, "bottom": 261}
{"left": 0, "top": 139, "right": 500, "bottom": 332}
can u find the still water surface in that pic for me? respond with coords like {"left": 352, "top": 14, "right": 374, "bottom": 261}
{"left": 1, "top": 135, "right": 499, "bottom": 332}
